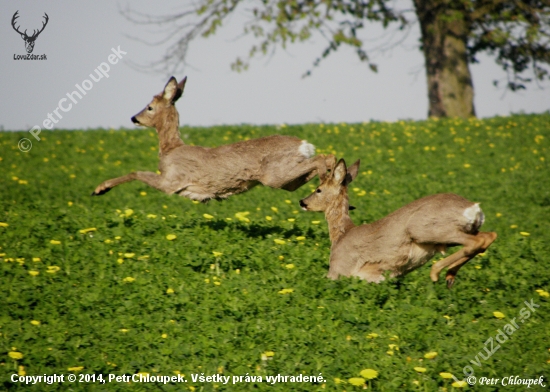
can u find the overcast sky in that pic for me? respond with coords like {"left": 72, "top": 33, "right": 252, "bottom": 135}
{"left": 1, "top": 0, "right": 548, "bottom": 132}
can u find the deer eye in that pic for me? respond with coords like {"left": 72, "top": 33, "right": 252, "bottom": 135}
{"left": 148, "top": 106, "right": 153, "bottom": 111}
{"left": 316, "top": 189, "right": 322, "bottom": 193}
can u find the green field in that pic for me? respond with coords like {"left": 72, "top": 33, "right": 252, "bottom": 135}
{"left": 1, "top": 114, "right": 549, "bottom": 391}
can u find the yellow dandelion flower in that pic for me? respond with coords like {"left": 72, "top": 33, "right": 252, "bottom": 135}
{"left": 166, "top": 234, "right": 177, "bottom": 241}
{"left": 348, "top": 377, "right": 365, "bottom": 386}
{"left": 124, "top": 253, "right": 135, "bottom": 258}
{"left": 161, "top": 333, "right": 168, "bottom": 339}
{"left": 274, "top": 239, "right": 286, "bottom": 245}
{"left": 493, "top": 311, "right": 505, "bottom": 319}
{"left": 68, "top": 201, "right": 73, "bottom": 206}
{"left": 296, "top": 236, "right": 306, "bottom": 241}
{"left": 334, "top": 378, "right": 342, "bottom": 384}
{"left": 287, "top": 218, "right": 295, "bottom": 222}
{"left": 463, "top": 163, "right": 471, "bottom": 168}
{"left": 214, "top": 281, "right": 221, "bottom": 286}
{"left": 264, "top": 351, "right": 275, "bottom": 357}
{"left": 496, "top": 212, "right": 502, "bottom": 217}
{"left": 440, "top": 372, "right": 454, "bottom": 379}
{"left": 520, "top": 232, "right": 530, "bottom": 236}
{"left": 123, "top": 277, "right": 135, "bottom": 283}
{"left": 452, "top": 380, "right": 467, "bottom": 388}
{"left": 28, "top": 270, "right": 39, "bottom": 276}
{"left": 31, "top": 320, "right": 40, "bottom": 326}
{"left": 0, "top": 222, "right": 9, "bottom": 227}
{"left": 366, "top": 333, "right": 379, "bottom": 339}
{"left": 166, "top": 288, "right": 174, "bottom": 294}
{"left": 360, "top": 369, "right": 378, "bottom": 379}
{"left": 119, "top": 329, "right": 129, "bottom": 333}
{"left": 265, "top": 216, "right": 273, "bottom": 221}
{"left": 46, "top": 266, "right": 60, "bottom": 274}
{"left": 117, "top": 259, "right": 124, "bottom": 264}
{"left": 424, "top": 351, "right": 438, "bottom": 359}
{"left": 140, "top": 191, "right": 147, "bottom": 196}
{"left": 203, "top": 213, "right": 214, "bottom": 219}
{"left": 536, "top": 290, "right": 549, "bottom": 298}
{"left": 32, "top": 257, "right": 41, "bottom": 262}
{"left": 271, "top": 207, "right": 278, "bottom": 212}
{"left": 68, "top": 366, "right": 84, "bottom": 372}
{"left": 79, "top": 228, "right": 97, "bottom": 234}
{"left": 50, "top": 240, "right": 61, "bottom": 245}
{"left": 510, "top": 224, "right": 518, "bottom": 229}
{"left": 443, "top": 315, "right": 452, "bottom": 320}
{"left": 115, "top": 236, "right": 121, "bottom": 240}
{"left": 386, "top": 350, "right": 394, "bottom": 355}
{"left": 18, "top": 365, "right": 26, "bottom": 376}
{"left": 9, "top": 351, "right": 23, "bottom": 360}
{"left": 212, "top": 251, "right": 223, "bottom": 257}
{"left": 278, "top": 288, "right": 294, "bottom": 294}
{"left": 19, "top": 180, "right": 28, "bottom": 185}
{"left": 311, "top": 221, "right": 320, "bottom": 225}
{"left": 284, "top": 264, "right": 295, "bottom": 269}
{"left": 414, "top": 367, "right": 427, "bottom": 373}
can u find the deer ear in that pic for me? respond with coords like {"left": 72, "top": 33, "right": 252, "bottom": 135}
{"left": 163, "top": 77, "right": 179, "bottom": 102}
{"left": 171, "top": 76, "right": 187, "bottom": 103}
{"left": 333, "top": 159, "right": 348, "bottom": 185}
{"left": 344, "top": 159, "right": 360, "bottom": 185}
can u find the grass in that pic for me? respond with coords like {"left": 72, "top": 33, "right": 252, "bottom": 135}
{"left": 1, "top": 114, "right": 549, "bottom": 391}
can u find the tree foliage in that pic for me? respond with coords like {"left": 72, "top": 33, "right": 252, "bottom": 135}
{"left": 123, "top": 0, "right": 550, "bottom": 91}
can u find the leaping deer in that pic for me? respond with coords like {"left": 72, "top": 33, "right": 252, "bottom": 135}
{"left": 12, "top": 11, "right": 49, "bottom": 54}
{"left": 92, "top": 77, "right": 335, "bottom": 201}
{"left": 300, "top": 158, "right": 497, "bottom": 288}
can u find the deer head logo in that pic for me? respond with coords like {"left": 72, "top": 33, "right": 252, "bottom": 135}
{"left": 12, "top": 11, "right": 49, "bottom": 54}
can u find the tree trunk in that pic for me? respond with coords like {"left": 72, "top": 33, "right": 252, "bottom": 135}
{"left": 413, "top": 1, "right": 476, "bottom": 118}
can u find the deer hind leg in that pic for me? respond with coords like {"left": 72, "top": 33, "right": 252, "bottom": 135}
{"left": 263, "top": 154, "right": 335, "bottom": 191}
{"left": 444, "top": 232, "right": 497, "bottom": 288}
{"left": 429, "top": 231, "right": 497, "bottom": 288}
{"left": 92, "top": 171, "right": 166, "bottom": 196}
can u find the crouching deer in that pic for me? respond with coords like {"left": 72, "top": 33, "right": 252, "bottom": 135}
{"left": 300, "top": 159, "right": 497, "bottom": 288}
{"left": 92, "top": 76, "right": 335, "bottom": 201}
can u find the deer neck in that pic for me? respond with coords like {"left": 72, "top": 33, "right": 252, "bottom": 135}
{"left": 157, "top": 108, "right": 184, "bottom": 155}
{"left": 325, "top": 192, "right": 355, "bottom": 244}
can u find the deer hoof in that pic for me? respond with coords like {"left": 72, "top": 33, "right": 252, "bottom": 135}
{"left": 445, "top": 275, "right": 456, "bottom": 289}
{"left": 91, "top": 185, "right": 111, "bottom": 196}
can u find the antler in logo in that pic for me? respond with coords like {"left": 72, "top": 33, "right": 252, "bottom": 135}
{"left": 12, "top": 11, "right": 49, "bottom": 54}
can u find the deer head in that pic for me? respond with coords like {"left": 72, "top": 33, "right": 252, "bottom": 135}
{"left": 300, "top": 159, "right": 360, "bottom": 212}
{"left": 131, "top": 76, "right": 187, "bottom": 129}
{"left": 12, "top": 11, "right": 49, "bottom": 54}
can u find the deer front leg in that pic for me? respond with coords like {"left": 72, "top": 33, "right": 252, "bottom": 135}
{"left": 92, "top": 171, "right": 165, "bottom": 196}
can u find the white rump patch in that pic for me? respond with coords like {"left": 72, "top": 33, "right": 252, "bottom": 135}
{"left": 299, "top": 140, "right": 316, "bottom": 158}
{"left": 463, "top": 203, "right": 485, "bottom": 231}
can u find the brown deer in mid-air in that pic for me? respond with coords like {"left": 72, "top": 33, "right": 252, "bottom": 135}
{"left": 300, "top": 159, "right": 497, "bottom": 288}
{"left": 92, "top": 77, "right": 335, "bottom": 201}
